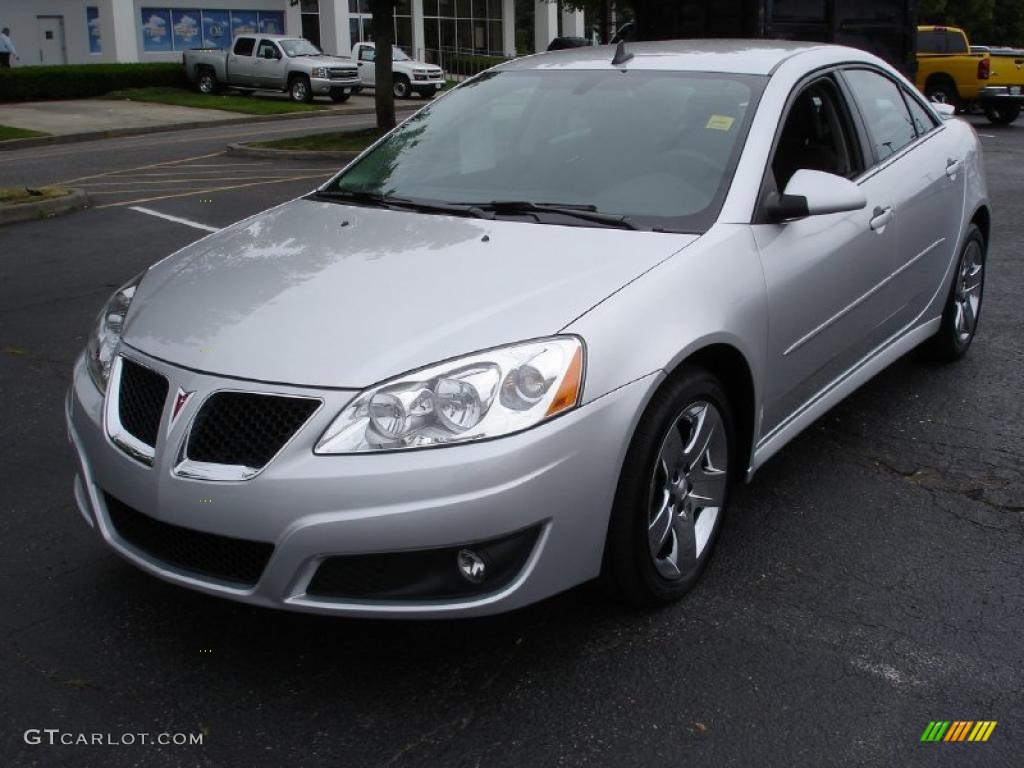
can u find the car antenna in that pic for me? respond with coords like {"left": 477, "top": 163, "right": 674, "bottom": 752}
{"left": 611, "top": 40, "right": 633, "bottom": 67}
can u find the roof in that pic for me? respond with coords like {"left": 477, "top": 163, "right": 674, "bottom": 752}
{"left": 497, "top": 39, "right": 831, "bottom": 76}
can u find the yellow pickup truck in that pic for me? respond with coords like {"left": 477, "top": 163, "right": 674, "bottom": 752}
{"left": 916, "top": 25, "right": 990, "bottom": 108}
{"left": 917, "top": 25, "right": 1024, "bottom": 125}
{"left": 977, "top": 46, "right": 1024, "bottom": 124}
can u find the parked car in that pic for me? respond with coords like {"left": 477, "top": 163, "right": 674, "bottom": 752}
{"left": 183, "top": 34, "right": 360, "bottom": 103}
{"left": 70, "top": 41, "right": 988, "bottom": 617}
{"left": 547, "top": 36, "right": 590, "bottom": 51}
{"left": 915, "top": 25, "right": 990, "bottom": 111}
{"left": 976, "top": 44, "right": 1024, "bottom": 124}
{"left": 350, "top": 42, "right": 444, "bottom": 99}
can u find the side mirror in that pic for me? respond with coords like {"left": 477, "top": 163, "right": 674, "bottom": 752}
{"left": 931, "top": 101, "right": 956, "bottom": 120}
{"left": 765, "top": 169, "right": 867, "bottom": 223}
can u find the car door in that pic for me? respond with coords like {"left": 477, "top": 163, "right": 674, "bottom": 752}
{"left": 229, "top": 36, "right": 256, "bottom": 85}
{"left": 842, "top": 67, "right": 965, "bottom": 330}
{"left": 357, "top": 45, "right": 375, "bottom": 87}
{"left": 253, "top": 39, "right": 286, "bottom": 89}
{"left": 752, "top": 74, "right": 899, "bottom": 436}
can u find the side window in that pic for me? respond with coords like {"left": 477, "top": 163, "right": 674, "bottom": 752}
{"left": 946, "top": 30, "right": 969, "bottom": 55}
{"left": 256, "top": 39, "right": 279, "bottom": 59}
{"left": 233, "top": 37, "right": 255, "bottom": 57}
{"left": 917, "top": 30, "right": 943, "bottom": 54}
{"left": 903, "top": 88, "right": 939, "bottom": 136}
{"left": 843, "top": 69, "right": 917, "bottom": 163}
{"left": 359, "top": 46, "right": 375, "bottom": 62}
{"left": 771, "top": 77, "right": 861, "bottom": 192}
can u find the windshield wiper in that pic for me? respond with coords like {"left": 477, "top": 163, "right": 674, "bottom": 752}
{"left": 312, "top": 190, "right": 490, "bottom": 218}
{"left": 469, "top": 201, "right": 643, "bottom": 230}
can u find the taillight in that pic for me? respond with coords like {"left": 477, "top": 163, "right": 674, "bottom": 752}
{"left": 978, "top": 57, "right": 990, "bottom": 80}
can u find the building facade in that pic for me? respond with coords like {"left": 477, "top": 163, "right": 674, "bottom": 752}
{"left": 1, "top": 0, "right": 586, "bottom": 66}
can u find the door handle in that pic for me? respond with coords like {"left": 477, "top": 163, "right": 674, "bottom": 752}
{"left": 869, "top": 205, "right": 894, "bottom": 232}
{"left": 945, "top": 158, "right": 962, "bottom": 179}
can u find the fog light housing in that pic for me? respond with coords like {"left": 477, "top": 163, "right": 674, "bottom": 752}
{"left": 457, "top": 549, "right": 487, "bottom": 584}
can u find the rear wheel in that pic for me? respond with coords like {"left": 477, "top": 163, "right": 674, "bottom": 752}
{"left": 196, "top": 69, "right": 218, "bottom": 94}
{"left": 984, "top": 103, "right": 1021, "bottom": 125}
{"left": 602, "top": 367, "right": 734, "bottom": 608}
{"left": 925, "top": 76, "right": 961, "bottom": 111}
{"left": 922, "top": 223, "right": 986, "bottom": 361}
{"left": 289, "top": 75, "right": 313, "bottom": 103}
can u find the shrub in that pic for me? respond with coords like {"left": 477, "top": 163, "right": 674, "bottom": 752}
{"left": 442, "top": 53, "right": 508, "bottom": 77}
{"left": 0, "top": 63, "right": 186, "bottom": 102}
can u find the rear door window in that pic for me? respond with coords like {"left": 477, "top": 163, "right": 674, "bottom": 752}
{"left": 233, "top": 37, "right": 255, "bottom": 56}
{"left": 843, "top": 69, "right": 918, "bottom": 163}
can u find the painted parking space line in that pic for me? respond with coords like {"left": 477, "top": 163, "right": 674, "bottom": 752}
{"left": 97, "top": 173, "right": 327, "bottom": 208}
{"left": 129, "top": 206, "right": 219, "bottom": 233}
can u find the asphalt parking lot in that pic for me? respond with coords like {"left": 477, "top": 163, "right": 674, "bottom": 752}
{"left": 1, "top": 115, "right": 1022, "bottom": 767}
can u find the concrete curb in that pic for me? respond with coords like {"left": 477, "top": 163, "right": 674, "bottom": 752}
{"left": 0, "top": 189, "right": 90, "bottom": 226}
{"left": 0, "top": 104, "right": 407, "bottom": 152}
{"left": 226, "top": 142, "right": 361, "bottom": 162}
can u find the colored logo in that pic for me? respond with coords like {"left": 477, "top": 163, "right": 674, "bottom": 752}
{"left": 920, "top": 721, "right": 997, "bottom": 742}
{"left": 169, "top": 388, "right": 194, "bottom": 429}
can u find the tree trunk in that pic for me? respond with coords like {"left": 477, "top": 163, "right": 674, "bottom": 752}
{"left": 370, "top": 0, "right": 396, "bottom": 130}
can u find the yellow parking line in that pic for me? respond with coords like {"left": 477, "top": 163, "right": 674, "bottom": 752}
{"left": 96, "top": 173, "right": 328, "bottom": 208}
{"left": 82, "top": 176, "right": 304, "bottom": 186}
{"left": 53, "top": 151, "right": 225, "bottom": 186}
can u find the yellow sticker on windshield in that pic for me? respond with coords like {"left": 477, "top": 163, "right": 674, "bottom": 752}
{"left": 706, "top": 115, "right": 735, "bottom": 131}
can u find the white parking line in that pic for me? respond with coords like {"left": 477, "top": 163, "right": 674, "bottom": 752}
{"left": 128, "top": 206, "right": 219, "bottom": 233}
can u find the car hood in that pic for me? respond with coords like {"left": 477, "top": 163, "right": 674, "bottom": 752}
{"left": 124, "top": 199, "right": 696, "bottom": 387}
{"left": 305, "top": 55, "right": 356, "bottom": 69}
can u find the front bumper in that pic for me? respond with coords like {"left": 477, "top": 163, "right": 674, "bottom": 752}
{"left": 67, "top": 349, "right": 656, "bottom": 617}
{"left": 311, "top": 76, "right": 360, "bottom": 95}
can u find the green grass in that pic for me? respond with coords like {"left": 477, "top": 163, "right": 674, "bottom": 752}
{"left": 0, "top": 187, "right": 71, "bottom": 205}
{"left": 101, "top": 87, "right": 325, "bottom": 115}
{"left": 250, "top": 127, "right": 386, "bottom": 152}
{"left": 0, "top": 125, "right": 49, "bottom": 141}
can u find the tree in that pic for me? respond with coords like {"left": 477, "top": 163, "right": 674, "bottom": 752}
{"left": 370, "top": 0, "right": 397, "bottom": 130}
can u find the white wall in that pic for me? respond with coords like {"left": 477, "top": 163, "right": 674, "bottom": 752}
{"left": 2, "top": 0, "right": 107, "bottom": 65}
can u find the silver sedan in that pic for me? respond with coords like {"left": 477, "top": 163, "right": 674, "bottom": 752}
{"left": 67, "top": 40, "right": 989, "bottom": 617}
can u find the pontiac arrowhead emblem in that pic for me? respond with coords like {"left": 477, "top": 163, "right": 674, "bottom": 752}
{"left": 169, "top": 388, "right": 194, "bottom": 429}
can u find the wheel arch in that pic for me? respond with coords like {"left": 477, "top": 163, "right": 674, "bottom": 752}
{"left": 971, "top": 204, "right": 991, "bottom": 247}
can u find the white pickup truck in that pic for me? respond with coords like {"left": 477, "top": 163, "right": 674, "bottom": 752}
{"left": 183, "top": 34, "right": 361, "bottom": 103}
{"left": 351, "top": 42, "right": 445, "bottom": 99}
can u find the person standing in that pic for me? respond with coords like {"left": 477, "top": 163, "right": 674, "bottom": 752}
{"left": 0, "top": 28, "right": 18, "bottom": 68}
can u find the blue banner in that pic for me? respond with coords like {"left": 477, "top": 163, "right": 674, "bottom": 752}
{"left": 258, "top": 11, "right": 286, "bottom": 35}
{"left": 230, "top": 10, "right": 259, "bottom": 38}
{"left": 171, "top": 9, "right": 202, "bottom": 50}
{"left": 140, "top": 8, "right": 172, "bottom": 52}
{"left": 201, "top": 10, "right": 231, "bottom": 49}
{"left": 86, "top": 7, "right": 102, "bottom": 54}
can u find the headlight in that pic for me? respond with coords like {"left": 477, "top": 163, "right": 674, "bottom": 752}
{"left": 316, "top": 337, "right": 584, "bottom": 454}
{"left": 311, "top": 67, "right": 329, "bottom": 78}
{"left": 85, "top": 272, "right": 143, "bottom": 392}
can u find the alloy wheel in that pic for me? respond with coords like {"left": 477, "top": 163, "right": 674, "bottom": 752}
{"left": 648, "top": 401, "right": 728, "bottom": 581}
{"left": 954, "top": 239, "right": 984, "bottom": 343}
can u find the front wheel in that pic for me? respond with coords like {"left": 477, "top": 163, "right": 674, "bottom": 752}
{"left": 392, "top": 76, "right": 411, "bottom": 99}
{"left": 922, "top": 224, "right": 986, "bottom": 361}
{"left": 602, "top": 367, "right": 734, "bottom": 608}
{"left": 289, "top": 76, "right": 313, "bottom": 103}
{"left": 984, "top": 104, "right": 1021, "bottom": 125}
{"left": 925, "top": 77, "right": 961, "bottom": 111}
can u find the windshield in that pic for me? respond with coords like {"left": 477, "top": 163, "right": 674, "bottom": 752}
{"left": 393, "top": 46, "right": 411, "bottom": 61}
{"left": 322, "top": 69, "right": 764, "bottom": 232}
{"left": 280, "top": 39, "right": 322, "bottom": 57}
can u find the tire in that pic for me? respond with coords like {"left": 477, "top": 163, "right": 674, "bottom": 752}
{"left": 392, "top": 76, "right": 411, "bottom": 99}
{"left": 329, "top": 91, "right": 350, "bottom": 103}
{"left": 196, "top": 69, "right": 218, "bottom": 95}
{"left": 289, "top": 75, "right": 313, "bottom": 103}
{"left": 925, "top": 76, "right": 961, "bottom": 111}
{"left": 984, "top": 104, "right": 1021, "bottom": 125}
{"left": 922, "top": 224, "right": 986, "bottom": 361}
{"left": 419, "top": 88, "right": 436, "bottom": 100}
{"left": 602, "top": 366, "right": 734, "bottom": 608}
